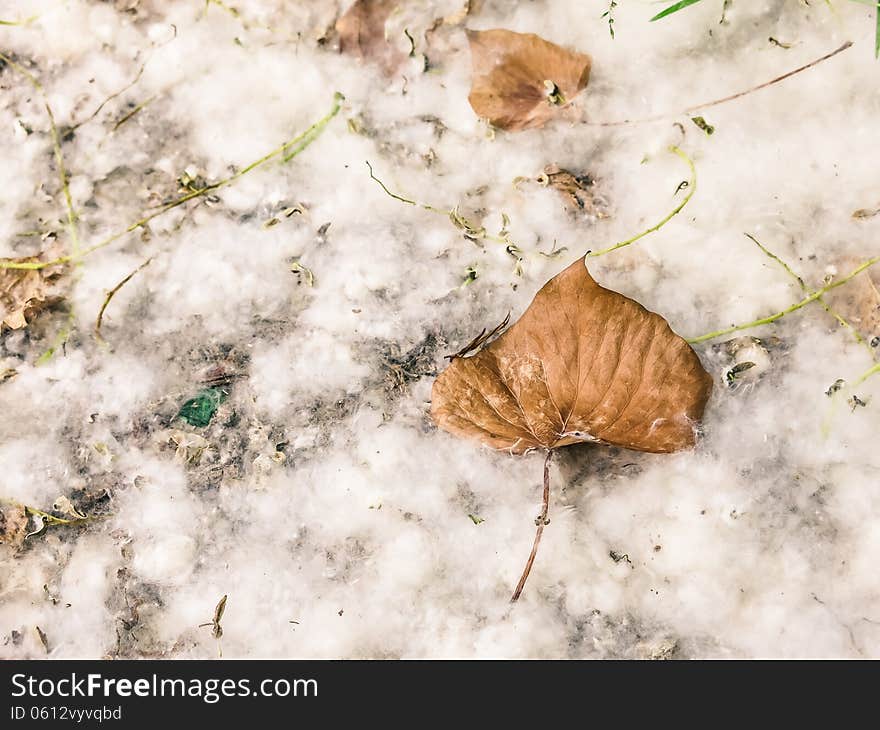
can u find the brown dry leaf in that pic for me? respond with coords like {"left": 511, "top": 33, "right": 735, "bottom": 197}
{"left": 466, "top": 29, "right": 591, "bottom": 131}
{"left": 336, "top": 0, "right": 405, "bottom": 73}
{"left": 825, "top": 263, "right": 880, "bottom": 342}
{"left": 432, "top": 257, "right": 712, "bottom": 455}
{"left": 538, "top": 164, "right": 606, "bottom": 218}
{"left": 0, "top": 504, "right": 29, "bottom": 550}
{"left": 852, "top": 204, "right": 880, "bottom": 220}
{"left": 1, "top": 257, "right": 66, "bottom": 331}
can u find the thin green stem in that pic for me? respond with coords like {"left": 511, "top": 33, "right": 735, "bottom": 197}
{"left": 0, "top": 92, "right": 344, "bottom": 272}
{"left": 745, "top": 233, "right": 871, "bottom": 352}
{"left": 852, "top": 361, "right": 880, "bottom": 387}
{"left": 72, "top": 63, "right": 146, "bottom": 131}
{"left": 588, "top": 146, "right": 695, "bottom": 258}
{"left": 0, "top": 53, "right": 80, "bottom": 257}
{"left": 94, "top": 258, "right": 153, "bottom": 344}
{"left": 365, "top": 162, "right": 518, "bottom": 255}
{"left": 688, "top": 256, "right": 880, "bottom": 344}
{"left": 875, "top": 0, "right": 880, "bottom": 59}
{"left": 34, "top": 309, "right": 75, "bottom": 365}
{"left": 0, "top": 15, "right": 38, "bottom": 26}
{"left": 112, "top": 95, "right": 155, "bottom": 131}
{"left": 365, "top": 161, "right": 447, "bottom": 214}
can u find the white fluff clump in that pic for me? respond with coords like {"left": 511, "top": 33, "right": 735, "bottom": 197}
{"left": 1, "top": 0, "right": 879, "bottom": 659}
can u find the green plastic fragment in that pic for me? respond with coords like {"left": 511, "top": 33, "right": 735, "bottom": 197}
{"left": 177, "top": 387, "right": 228, "bottom": 427}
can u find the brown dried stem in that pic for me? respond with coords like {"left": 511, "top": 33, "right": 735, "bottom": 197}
{"left": 510, "top": 449, "right": 552, "bottom": 603}
{"left": 586, "top": 41, "right": 852, "bottom": 127}
{"left": 94, "top": 257, "right": 153, "bottom": 344}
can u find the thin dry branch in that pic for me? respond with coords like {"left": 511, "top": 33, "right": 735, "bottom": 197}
{"left": 70, "top": 63, "right": 146, "bottom": 131}
{"left": 510, "top": 450, "right": 552, "bottom": 603}
{"left": 586, "top": 41, "right": 852, "bottom": 127}
{"left": 94, "top": 258, "right": 153, "bottom": 344}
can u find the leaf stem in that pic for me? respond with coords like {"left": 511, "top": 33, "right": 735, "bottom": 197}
{"left": 688, "top": 255, "right": 880, "bottom": 344}
{"left": 588, "top": 146, "right": 695, "bottom": 258}
{"left": 586, "top": 42, "right": 852, "bottom": 127}
{"left": 510, "top": 450, "right": 552, "bottom": 603}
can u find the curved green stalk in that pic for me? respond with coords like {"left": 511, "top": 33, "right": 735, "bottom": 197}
{"left": 688, "top": 256, "right": 880, "bottom": 344}
{"left": 365, "top": 162, "right": 516, "bottom": 248}
{"left": 587, "top": 146, "right": 695, "bottom": 258}
{"left": 0, "top": 93, "right": 344, "bottom": 272}
{"left": 0, "top": 53, "right": 80, "bottom": 257}
{"left": 745, "top": 233, "right": 872, "bottom": 354}
{"left": 852, "top": 361, "right": 880, "bottom": 387}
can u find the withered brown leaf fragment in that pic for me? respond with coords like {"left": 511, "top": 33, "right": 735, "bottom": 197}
{"left": 538, "top": 165, "right": 606, "bottom": 218}
{"left": 1, "top": 257, "right": 66, "bottom": 331}
{"left": 336, "top": 0, "right": 405, "bottom": 73}
{"left": 0, "top": 504, "right": 29, "bottom": 550}
{"left": 466, "top": 29, "right": 591, "bottom": 131}
{"left": 432, "top": 257, "right": 712, "bottom": 454}
{"left": 852, "top": 204, "right": 880, "bottom": 220}
{"left": 825, "top": 262, "right": 880, "bottom": 343}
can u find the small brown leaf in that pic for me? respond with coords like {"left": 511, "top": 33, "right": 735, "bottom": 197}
{"left": 852, "top": 204, "right": 880, "bottom": 220}
{"left": 824, "top": 262, "right": 880, "bottom": 343}
{"left": 537, "top": 164, "right": 606, "bottom": 218}
{"left": 336, "top": 0, "right": 405, "bottom": 73}
{"left": 466, "top": 29, "right": 591, "bottom": 131}
{"left": 0, "top": 504, "right": 29, "bottom": 550}
{"left": 35, "top": 625, "right": 50, "bottom": 654}
{"left": 1, "top": 257, "right": 65, "bottom": 331}
{"left": 432, "top": 257, "right": 712, "bottom": 454}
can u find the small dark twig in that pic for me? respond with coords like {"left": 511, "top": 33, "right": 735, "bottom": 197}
{"left": 686, "top": 41, "right": 853, "bottom": 115}
{"left": 510, "top": 450, "right": 552, "bottom": 603}
{"left": 447, "top": 312, "right": 510, "bottom": 359}
{"left": 586, "top": 41, "right": 852, "bottom": 127}
{"left": 199, "top": 594, "right": 227, "bottom": 657}
{"left": 112, "top": 95, "right": 156, "bottom": 131}
{"left": 70, "top": 63, "right": 146, "bottom": 132}
{"left": 94, "top": 258, "right": 153, "bottom": 344}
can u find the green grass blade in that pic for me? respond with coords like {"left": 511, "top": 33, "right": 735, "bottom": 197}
{"left": 650, "top": 0, "right": 705, "bottom": 22}
{"left": 875, "top": 1, "right": 879, "bottom": 58}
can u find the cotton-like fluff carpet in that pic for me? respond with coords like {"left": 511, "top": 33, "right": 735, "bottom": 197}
{"left": 1, "top": 0, "right": 879, "bottom": 658}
